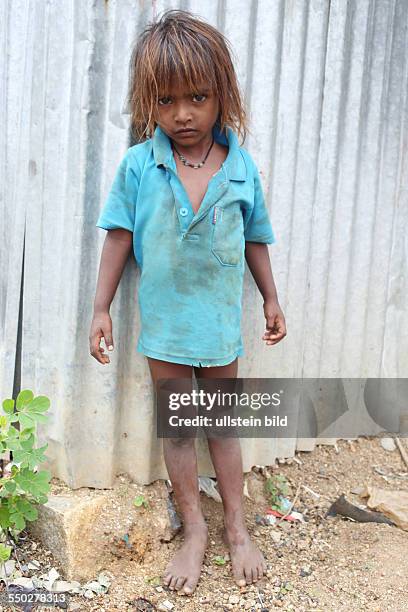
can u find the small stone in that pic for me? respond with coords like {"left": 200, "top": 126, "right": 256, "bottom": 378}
{"left": 380, "top": 437, "right": 396, "bottom": 452}
{"left": 155, "top": 586, "right": 163, "bottom": 592}
{"left": 270, "top": 531, "right": 281, "bottom": 543}
{"left": 157, "top": 600, "right": 174, "bottom": 611}
{"left": 254, "top": 530, "right": 261, "bottom": 537}
{"left": 229, "top": 594, "right": 240, "bottom": 605}
{"left": 27, "top": 560, "right": 41, "bottom": 570}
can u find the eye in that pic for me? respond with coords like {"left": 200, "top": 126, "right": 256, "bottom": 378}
{"left": 158, "top": 96, "right": 172, "bottom": 106}
{"left": 192, "top": 93, "right": 207, "bottom": 102}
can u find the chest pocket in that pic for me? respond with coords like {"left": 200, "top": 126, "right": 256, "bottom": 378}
{"left": 211, "top": 203, "right": 244, "bottom": 267}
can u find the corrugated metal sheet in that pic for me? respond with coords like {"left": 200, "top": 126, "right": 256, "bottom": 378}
{"left": 1, "top": 0, "right": 407, "bottom": 487}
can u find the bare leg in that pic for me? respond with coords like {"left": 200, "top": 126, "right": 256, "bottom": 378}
{"left": 194, "top": 359, "right": 267, "bottom": 586}
{"left": 148, "top": 357, "right": 207, "bottom": 595}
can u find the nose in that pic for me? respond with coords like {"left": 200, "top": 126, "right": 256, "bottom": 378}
{"left": 173, "top": 102, "right": 192, "bottom": 124}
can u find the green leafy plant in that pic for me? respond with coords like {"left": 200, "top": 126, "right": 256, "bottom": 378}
{"left": 264, "top": 474, "right": 290, "bottom": 513}
{"left": 0, "top": 390, "right": 52, "bottom": 561}
{"left": 133, "top": 494, "right": 149, "bottom": 509}
{"left": 145, "top": 575, "right": 161, "bottom": 586}
{"left": 213, "top": 555, "right": 227, "bottom": 566}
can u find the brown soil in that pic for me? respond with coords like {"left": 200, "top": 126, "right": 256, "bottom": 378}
{"left": 1, "top": 436, "right": 408, "bottom": 611}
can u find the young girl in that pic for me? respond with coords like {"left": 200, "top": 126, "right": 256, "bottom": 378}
{"left": 90, "top": 9, "right": 286, "bottom": 597}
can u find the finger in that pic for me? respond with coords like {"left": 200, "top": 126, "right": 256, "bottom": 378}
{"left": 103, "top": 332, "right": 114, "bottom": 351}
{"left": 265, "top": 334, "right": 286, "bottom": 345}
{"left": 263, "top": 330, "right": 280, "bottom": 340}
{"left": 90, "top": 334, "right": 111, "bottom": 364}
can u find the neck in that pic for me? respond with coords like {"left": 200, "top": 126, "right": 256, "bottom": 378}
{"left": 172, "top": 131, "right": 214, "bottom": 161}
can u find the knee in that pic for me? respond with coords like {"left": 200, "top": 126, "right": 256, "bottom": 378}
{"left": 164, "top": 436, "right": 196, "bottom": 449}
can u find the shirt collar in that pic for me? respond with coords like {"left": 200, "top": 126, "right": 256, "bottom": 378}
{"left": 152, "top": 122, "right": 246, "bottom": 181}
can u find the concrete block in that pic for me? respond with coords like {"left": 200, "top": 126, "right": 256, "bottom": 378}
{"left": 27, "top": 476, "right": 180, "bottom": 581}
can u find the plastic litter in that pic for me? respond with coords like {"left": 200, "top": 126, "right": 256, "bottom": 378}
{"left": 198, "top": 476, "right": 222, "bottom": 503}
{"left": 266, "top": 508, "right": 305, "bottom": 522}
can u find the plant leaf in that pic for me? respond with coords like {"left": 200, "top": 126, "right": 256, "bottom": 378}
{"left": 16, "top": 390, "right": 34, "bottom": 410}
{"left": 0, "top": 543, "right": 12, "bottom": 561}
{"left": 13, "top": 444, "right": 48, "bottom": 470}
{"left": 14, "top": 469, "right": 52, "bottom": 500}
{"left": 2, "top": 399, "right": 15, "bottom": 414}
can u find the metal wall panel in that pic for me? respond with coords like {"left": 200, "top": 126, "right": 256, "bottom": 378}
{"left": 1, "top": 0, "right": 407, "bottom": 486}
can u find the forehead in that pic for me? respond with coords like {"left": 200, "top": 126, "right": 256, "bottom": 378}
{"left": 160, "top": 76, "right": 211, "bottom": 95}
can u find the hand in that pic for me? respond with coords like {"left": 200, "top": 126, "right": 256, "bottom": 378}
{"left": 262, "top": 299, "right": 287, "bottom": 346}
{"left": 89, "top": 311, "right": 114, "bottom": 364}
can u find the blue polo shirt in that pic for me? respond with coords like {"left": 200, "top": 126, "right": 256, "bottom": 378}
{"left": 96, "top": 123, "right": 276, "bottom": 366}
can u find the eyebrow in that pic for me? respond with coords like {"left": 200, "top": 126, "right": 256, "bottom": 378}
{"left": 158, "top": 88, "right": 211, "bottom": 97}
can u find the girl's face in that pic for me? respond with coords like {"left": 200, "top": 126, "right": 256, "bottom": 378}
{"left": 155, "top": 77, "right": 220, "bottom": 146}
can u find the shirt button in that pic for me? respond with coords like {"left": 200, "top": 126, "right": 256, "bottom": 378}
{"left": 180, "top": 207, "right": 188, "bottom": 216}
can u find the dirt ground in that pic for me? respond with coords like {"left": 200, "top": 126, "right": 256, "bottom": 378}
{"left": 1, "top": 436, "right": 408, "bottom": 612}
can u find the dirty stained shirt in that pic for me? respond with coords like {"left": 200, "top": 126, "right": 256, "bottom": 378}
{"left": 96, "top": 123, "right": 277, "bottom": 366}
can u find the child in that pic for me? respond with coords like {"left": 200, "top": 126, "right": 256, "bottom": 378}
{"left": 89, "top": 9, "right": 286, "bottom": 596}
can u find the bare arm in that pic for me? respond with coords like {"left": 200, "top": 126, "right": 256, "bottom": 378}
{"left": 90, "top": 229, "right": 133, "bottom": 363}
{"left": 245, "top": 242, "right": 286, "bottom": 346}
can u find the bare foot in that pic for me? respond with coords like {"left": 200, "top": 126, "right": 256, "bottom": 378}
{"left": 223, "top": 522, "right": 267, "bottom": 587}
{"left": 163, "top": 520, "right": 208, "bottom": 595}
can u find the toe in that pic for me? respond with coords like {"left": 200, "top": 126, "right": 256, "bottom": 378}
{"left": 233, "top": 569, "right": 246, "bottom": 588}
{"left": 182, "top": 580, "right": 197, "bottom": 595}
{"left": 162, "top": 572, "right": 172, "bottom": 587}
{"left": 257, "top": 564, "right": 264, "bottom": 580}
{"left": 169, "top": 575, "right": 178, "bottom": 590}
{"left": 174, "top": 576, "right": 186, "bottom": 591}
{"left": 244, "top": 566, "right": 253, "bottom": 585}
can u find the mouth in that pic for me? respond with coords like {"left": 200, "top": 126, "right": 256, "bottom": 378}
{"left": 175, "top": 129, "right": 197, "bottom": 135}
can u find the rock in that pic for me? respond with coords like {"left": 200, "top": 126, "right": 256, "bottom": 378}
{"left": 27, "top": 478, "right": 180, "bottom": 581}
{"left": 350, "top": 486, "right": 365, "bottom": 495}
{"left": 270, "top": 530, "right": 281, "bottom": 543}
{"left": 27, "top": 560, "right": 41, "bottom": 570}
{"left": 245, "top": 472, "right": 268, "bottom": 505}
{"left": 157, "top": 600, "right": 174, "bottom": 611}
{"left": 380, "top": 437, "right": 396, "bottom": 452}
{"left": 229, "top": 594, "right": 240, "bottom": 604}
{"left": 0, "top": 560, "right": 16, "bottom": 579}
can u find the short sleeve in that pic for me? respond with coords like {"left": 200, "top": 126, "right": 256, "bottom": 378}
{"left": 96, "top": 150, "right": 139, "bottom": 232}
{"left": 244, "top": 163, "right": 277, "bottom": 244}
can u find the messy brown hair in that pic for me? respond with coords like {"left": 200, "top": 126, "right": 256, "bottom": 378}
{"left": 127, "top": 9, "right": 248, "bottom": 144}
